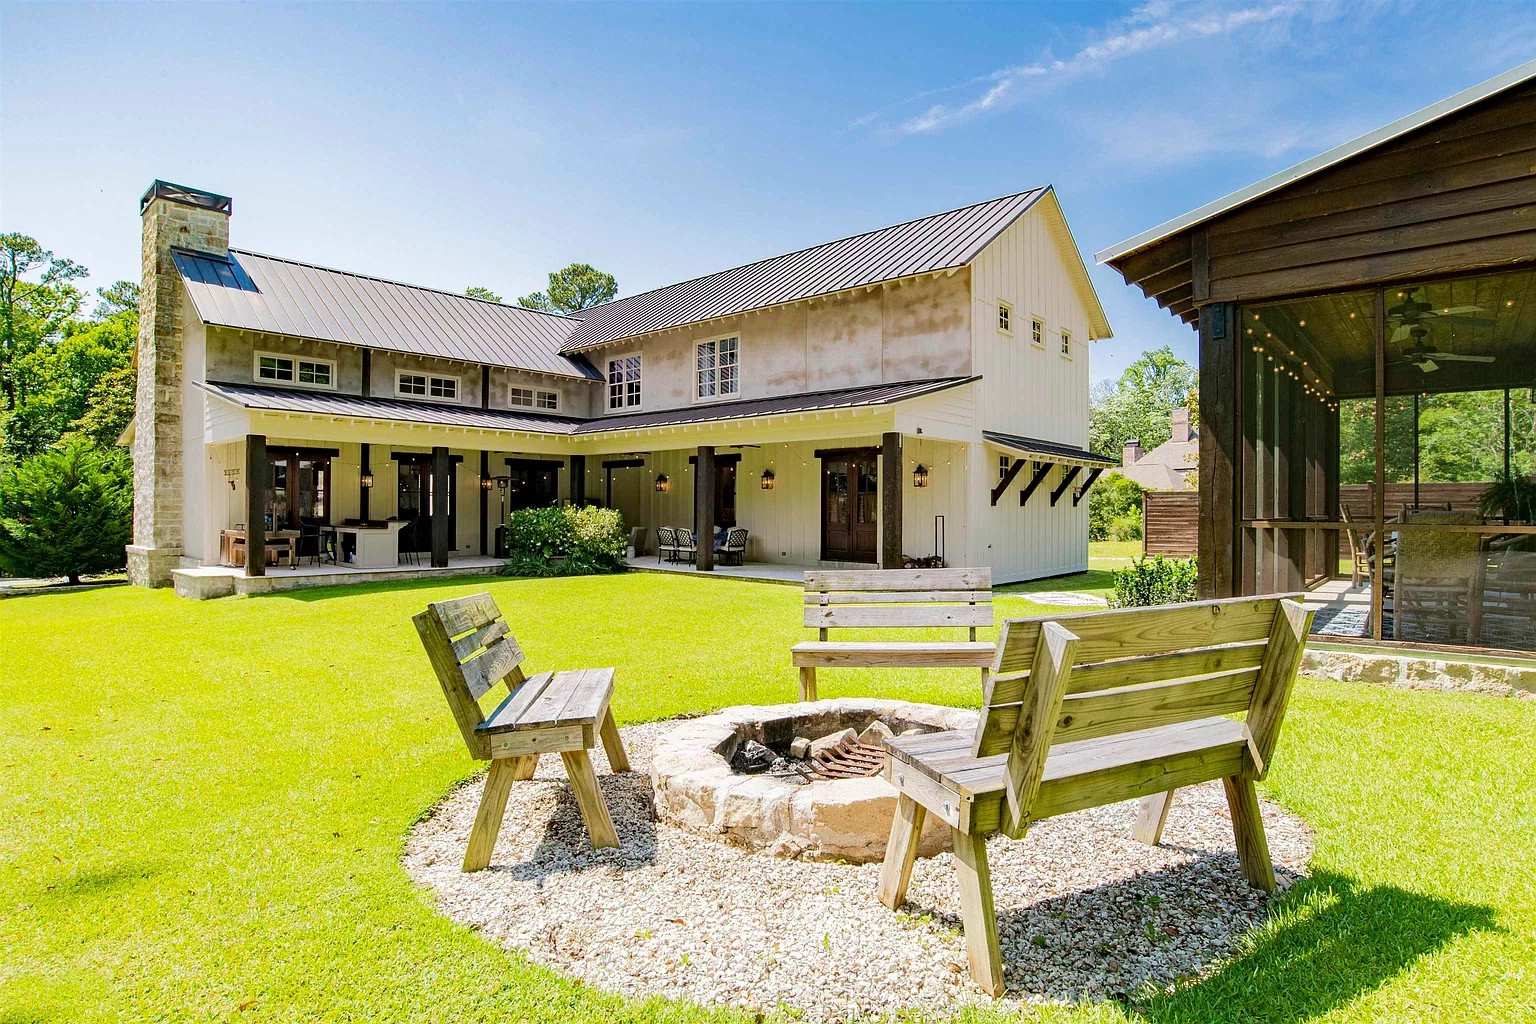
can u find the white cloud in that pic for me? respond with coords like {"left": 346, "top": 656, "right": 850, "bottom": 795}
{"left": 858, "top": 1, "right": 1304, "bottom": 136}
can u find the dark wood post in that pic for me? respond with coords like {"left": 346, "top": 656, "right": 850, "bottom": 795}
{"left": 478, "top": 451, "right": 490, "bottom": 556}
{"left": 431, "top": 445, "right": 451, "bottom": 568}
{"left": 359, "top": 442, "right": 371, "bottom": 522}
{"left": 1197, "top": 302, "right": 1238, "bottom": 600}
{"left": 570, "top": 455, "right": 586, "bottom": 506}
{"left": 361, "top": 350, "right": 372, "bottom": 398}
{"left": 244, "top": 433, "right": 267, "bottom": 577}
{"left": 880, "top": 431, "right": 903, "bottom": 569}
{"left": 695, "top": 445, "right": 715, "bottom": 571}
{"left": 1285, "top": 375, "right": 1307, "bottom": 589}
{"left": 1371, "top": 289, "right": 1387, "bottom": 641}
{"left": 1239, "top": 342, "right": 1258, "bottom": 595}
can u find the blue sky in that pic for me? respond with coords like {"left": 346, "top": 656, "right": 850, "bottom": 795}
{"left": 3, "top": 1, "right": 1533, "bottom": 380}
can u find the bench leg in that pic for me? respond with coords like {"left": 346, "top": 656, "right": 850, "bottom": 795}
{"left": 798, "top": 666, "right": 818, "bottom": 702}
{"left": 877, "top": 794, "right": 926, "bottom": 908}
{"left": 1132, "top": 789, "right": 1176, "bottom": 846}
{"left": 951, "top": 827, "right": 1004, "bottom": 997}
{"left": 1223, "top": 775, "right": 1276, "bottom": 891}
{"left": 462, "top": 758, "right": 519, "bottom": 872}
{"left": 510, "top": 754, "right": 539, "bottom": 781}
{"left": 561, "top": 749, "right": 619, "bottom": 850}
{"left": 599, "top": 707, "right": 631, "bottom": 773}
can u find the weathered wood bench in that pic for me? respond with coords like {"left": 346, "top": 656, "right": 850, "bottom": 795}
{"left": 414, "top": 592, "right": 630, "bottom": 870}
{"left": 790, "top": 568, "right": 995, "bottom": 701}
{"left": 876, "top": 594, "right": 1312, "bottom": 996}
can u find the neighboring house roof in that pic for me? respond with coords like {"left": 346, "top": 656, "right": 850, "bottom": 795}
{"left": 982, "top": 431, "right": 1117, "bottom": 469}
{"left": 562, "top": 187, "right": 1110, "bottom": 351}
{"left": 201, "top": 376, "right": 975, "bottom": 437}
{"left": 1094, "top": 59, "right": 1536, "bottom": 266}
{"left": 1118, "top": 436, "right": 1198, "bottom": 492}
{"left": 174, "top": 249, "right": 598, "bottom": 381}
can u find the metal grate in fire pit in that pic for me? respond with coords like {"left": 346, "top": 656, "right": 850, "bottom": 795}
{"left": 764, "top": 734, "right": 887, "bottom": 782}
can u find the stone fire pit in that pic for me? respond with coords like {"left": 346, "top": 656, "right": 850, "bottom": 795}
{"left": 650, "top": 698, "right": 976, "bottom": 862}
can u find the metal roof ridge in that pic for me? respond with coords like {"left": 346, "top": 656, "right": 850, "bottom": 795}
{"left": 1094, "top": 58, "right": 1536, "bottom": 265}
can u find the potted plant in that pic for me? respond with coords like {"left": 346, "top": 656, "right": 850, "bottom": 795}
{"left": 1477, "top": 471, "right": 1536, "bottom": 524}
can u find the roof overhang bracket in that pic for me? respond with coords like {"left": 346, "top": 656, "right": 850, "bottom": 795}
{"left": 1018, "top": 461, "right": 1052, "bottom": 508}
{"left": 990, "top": 457, "right": 1028, "bottom": 506}
{"left": 1071, "top": 467, "right": 1104, "bottom": 507}
{"left": 1050, "top": 465, "right": 1081, "bottom": 507}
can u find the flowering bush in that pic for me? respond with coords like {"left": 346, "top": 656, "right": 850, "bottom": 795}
{"left": 501, "top": 505, "right": 627, "bottom": 577}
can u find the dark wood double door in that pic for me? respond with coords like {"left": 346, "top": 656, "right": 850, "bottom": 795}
{"left": 820, "top": 450, "right": 878, "bottom": 563}
{"left": 396, "top": 454, "right": 455, "bottom": 554}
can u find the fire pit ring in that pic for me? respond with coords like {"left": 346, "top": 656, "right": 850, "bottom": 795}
{"left": 649, "top": 698, "right": 976, "bottom": 862}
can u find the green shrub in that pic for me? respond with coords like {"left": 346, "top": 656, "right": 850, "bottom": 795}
{"left": 1111, "top": 555, "right": 1197, "bottom": 608}
{"left": 1109, "top": 512, "right": 1143, "bottom": 542}
{"left": 0, "top": 442, "right": 131, "bottom": 583}
{"left": 500, "top": 505, "right": 627, "bottom": 577}
{"left": 1088, "top": 471, "right": 1144, "bottom": 541}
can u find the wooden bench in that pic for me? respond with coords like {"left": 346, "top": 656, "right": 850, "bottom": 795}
{"left": 414, "top": 593, "right": 630, "bottom": 870}
{"left": 790, "top": 568, "right": 995, "bottom": 701}
{"left": 876, "top": 594, "right": 1312, "bottom": 996}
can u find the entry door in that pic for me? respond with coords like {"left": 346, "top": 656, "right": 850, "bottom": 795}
{"left": 397, "top": 457, "right": 455, "bottom": 553}
{"left": 821, "top": 454, "right": 878, "bottom": 562}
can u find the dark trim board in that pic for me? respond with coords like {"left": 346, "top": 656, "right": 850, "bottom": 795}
{"left": 602, "top": 458, "right": 645, "bottom": 469}
{"left": 688, "top": 453, "right": 742, "bottom": 465}
{"left": 395, "top": 450, "right": 464, "bottom": 463}
{"left": 504, "top": 458, "right": 564, "bottom": 470}
{"left": 266, "top": 445, "right": 339, "bottom": 458}
{"left": 814, "top": 446, "right": 880, "bottom": 460}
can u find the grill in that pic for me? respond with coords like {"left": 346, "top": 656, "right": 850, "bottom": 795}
{"left": 766, "top": 735, "right": 887, "bottom": 782}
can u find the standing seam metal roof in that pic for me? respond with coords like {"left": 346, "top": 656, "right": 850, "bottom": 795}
{"left": 561, "top": 189, "right": 1049, "bottom": 351}
{"left": 174, "top": 249, "right": 598, "bottom": 380}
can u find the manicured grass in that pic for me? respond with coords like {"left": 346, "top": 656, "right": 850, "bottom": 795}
{"left": 3, "top": 575, "right": 1532, "bottom": 1023}
{"left": 1089, "top": 539, "right": 1142, "bottom": 567}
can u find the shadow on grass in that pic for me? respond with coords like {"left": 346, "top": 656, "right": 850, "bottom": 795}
{"left": 247, "top": 572, "right": 515, "bottom": 603}
{"left": 1132, "top": 869, "right": 1498, "bottom": 1023}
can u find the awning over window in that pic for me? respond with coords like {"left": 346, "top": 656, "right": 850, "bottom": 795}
{"left": 983, "top": 430, "right": 1117, "bottom": 469}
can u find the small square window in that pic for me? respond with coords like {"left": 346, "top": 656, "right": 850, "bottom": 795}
{"left": 509, "top": 386, "right": 534, "bottom": 407}
{"left": 258, "top": 355, "right": 294, "bottom": 382}
{"left": 536, "top": 390, "right": 558, "bottom": 410}
{"left": 429, "top": 376, "right": 457, "bottom": 399}
{"left": 297, "top": 360, "right": 331, "bottom": 387}
{"left": 1031, "top": 319, "right": 1043, "bottom": 346}
{"left": 398, "top": 373, "right": 427, "bottom": 397}
{"left": 997, "top": 303, "right": 1012, "bottom": 334}
{"left": 1061, "top": 331, "right": 1072, "bottom": 356}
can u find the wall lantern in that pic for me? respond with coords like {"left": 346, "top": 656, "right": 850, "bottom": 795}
{"left": 913, "top": 464, "right": 930, "bottom": 488}
{"left": 479, "top": 475, "right": 495, "bottom": 491}
{"left": 359, "top": 472, "right": 374, "bottom": 489}
{"left": 655, "top": 473, "right": 671, "bottom": 493}
{"left": 760, "top": 468, "right": 776, "bottom": 490}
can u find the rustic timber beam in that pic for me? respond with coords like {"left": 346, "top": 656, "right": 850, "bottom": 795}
{"left": 244, "top": 433, "right": 267, "bottom": 578}
{"left": 1018, "top": 462, "right": 1052, "bottom": 507}
{"left": 990, "top": 457, "right": 1027, "bottom": 506}
{"left": 1072, "top": 467, "right": 1104, "bottom": 507}
{"left": 431, "top": 446, "right": 451, "bottom": 568}
{"left": 880, "top": 431, "right": 903, "bottom": 569}
{"left": 694, "top": 445, "right": 715, "bottom": 571}
{"left": 1050, "top": 466, "right": 1081, "bottom": 507}
{"left": 1156, "top": 282, "right": 1194, "bottom": 311}
{"left": 1110, "top": 235, "right": 1192, "bottom": 289}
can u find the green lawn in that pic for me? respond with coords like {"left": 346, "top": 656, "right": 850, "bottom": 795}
{"left": 3, "top": 574, "right": 1533, "bottom": 1023}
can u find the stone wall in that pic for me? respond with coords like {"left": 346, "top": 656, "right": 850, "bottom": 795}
{"left": 127, "top": 184, "right": 230, "bottom": 587}
{"left": 1303, "top": 648, "right": 1536, "bottom": 700}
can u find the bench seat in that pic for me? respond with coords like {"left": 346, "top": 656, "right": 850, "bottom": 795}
{"left": 883, "top": 716, "right": 1249, "bottom": 834}
{"left": 791, "top": 640, "right": 996, "bottom": 669}
{"left": 477, "top": 667, "right": 616, "bottom": 760}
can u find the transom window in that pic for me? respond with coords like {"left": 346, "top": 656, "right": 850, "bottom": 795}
{"left": 608, "top": 356, "right": 642, "bottom": 410}
{"left": 1031, "top": 318, "right": 1044, "bottom": 346}
{"left": 255, "top": 352, "right": 335, "bottom": 390}
{"left": 695, "top": 336, "right": 739, "bottom": 400}
{"left": 510, "top": 386, "right": 559, "bottom": 411}
{"left": 1061, "top": 330, "right": 1072, "bottom": 356}
{"left": 997, "top": 302, "right": 1012, "bottom": 335}
{"left": 397, "top": 371, "right": 459, "bottom": 401}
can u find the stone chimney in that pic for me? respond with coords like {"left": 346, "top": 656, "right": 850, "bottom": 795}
{"left": 1122, "top": 439, "right": 1142, "bottom": 466}
{"left": 126, "top": 181, "right": 231, "bottom": 587}
{"left": 1170, "top": 405, "right": 1192, "bottom": 443}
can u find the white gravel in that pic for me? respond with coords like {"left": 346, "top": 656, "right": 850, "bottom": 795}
{"left": 403, "top": 722, "right": 1313, "bottom": 1021}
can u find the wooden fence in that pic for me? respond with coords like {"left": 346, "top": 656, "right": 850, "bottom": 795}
{"left": 1142, "top": 482, "right": 1492, "bottom": 560}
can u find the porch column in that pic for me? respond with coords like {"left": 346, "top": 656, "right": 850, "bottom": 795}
{"left": 479, "top": 450, "right": 490, "bottom": 556}
{"left": 695, "top": 445, "right": 715, "bottom": 571}
{"left": 431, "top": 445, "right": 451, "bottom": 568}
{"left": 1197, "top": 302, "right": 1239, "bottom": 600}
{"left": 880, "top": 431, "right": 904, "bottom": 569}
{"left": 359, "top": 443, "right": 371, "bottom": 522}
{"left": 570, "top": 455, "right": 586, "bottom": 506}
{"left": 244, "top": 433, "right": 267, "bottom": 578}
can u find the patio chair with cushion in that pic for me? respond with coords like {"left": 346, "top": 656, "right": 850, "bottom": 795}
{"left": 674, "top": 527, "right": 698, "bottom": 564}
{"left": 656, "top": 526, "right": 678, "bottom": 564}
{"left": 1394, "top": 509, "right": 1483, "bottom": 644}
{"left": 720, "top": 527, "right": 749, "bottom": 565}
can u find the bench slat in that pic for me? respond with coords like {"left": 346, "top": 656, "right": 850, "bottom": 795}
{"left": 1066, "top": 640, "right": 1268, "bottom": 695}
{"left": 805, "top": 568, "right": 991, "bottom": 592}
{"left": 1052, "top": 668, "right": 1258, "bottom": 744}
{"left": 431, "top": 593, "right": 503, "bottom": 638}
{"left": 451, "top": 619, "right": 511, "bottom": 662}
{"left": 460, "top": 638, "right": 527, "bottom": 701}
{"left": 792, "top": 641, "right": 995, "bottom": 668}
{"left": 804, "top": 605, "right": 994, "bottom": 629}
{"left": 479, "top": 671, "right": 556, "bottom": 733}
{"left": 803, "top": 591, "right": 992, "bottom": 605}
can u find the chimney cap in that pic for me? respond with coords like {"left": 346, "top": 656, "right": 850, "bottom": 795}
{"left": 141, "top": 180, "right": 231, "bottom": 215}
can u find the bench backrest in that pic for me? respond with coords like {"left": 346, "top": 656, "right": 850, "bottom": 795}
{"left": 413, "top": 592, "right": 528, "bottom": 760}
{"left": 803, "top": 568, "right": 993, "bottom": 639}
{"left": 977, "top": 594, "right": 1313, "bottom": 837}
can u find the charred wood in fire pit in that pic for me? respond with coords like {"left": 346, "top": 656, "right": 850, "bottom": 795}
{"left": 730, "top": 739, "right": 777, "bottom": 774}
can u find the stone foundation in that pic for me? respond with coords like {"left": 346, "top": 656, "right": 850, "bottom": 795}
{"left": 1303, "top": 648, "right": 1536, "bottom": 700}
{"left": 126, "top": 544, "right": 182, "bottom": 588}
{"left": 650, "top": 698, "right": 977, "bottom": 862}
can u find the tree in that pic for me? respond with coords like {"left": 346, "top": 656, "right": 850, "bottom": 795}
{"left": 0, "top": 441, "right": 131, "bottom": 583}
{"left": 1088, "top": 471, "right": 1146, "bottom": 541}
{"left": 3, "top": 308, "right": 136, "bottom": 462}
{"left": 464, "top": 286, "right": 502, "bottom": 303}
{"left": 517, "top": 263, "right": 617, "bottom": 314}
{"left": 1089, "top": 346, "right": 1197, "bottom": 459}
{"left": 0, "top": 234, "right": 88, "bottom": 411}
{"left": 93, "top": 280, "right": 140, "bottom": 320}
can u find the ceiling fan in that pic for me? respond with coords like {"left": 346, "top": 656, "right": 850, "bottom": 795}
{"left": 1387, "top": 287, "right": 1493, "bottom": 345}
{"left": 1392, "top": 325, "right": 1495, "bottom": 374}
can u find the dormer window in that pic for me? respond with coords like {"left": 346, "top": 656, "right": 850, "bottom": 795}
{"left": 608, "top": 356, "right": 641, "bottom": 410}
{"left": 695, "top": 336, "right": 739, "bottom": 400}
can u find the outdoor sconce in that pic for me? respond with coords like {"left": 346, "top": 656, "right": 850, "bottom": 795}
{"left": 760, "top": 468, "right": 776, "bottom": 490}
{"left": 655, "top": 473, "right": 671, "bottom": 493}
{"left": 913, "top": 464, "right": 930, "bottom": 488}
{"left": 359, "top": 472, "right": 374, "bottom": 489}
{"left": 479, "top": 475, "right": 494, "bottom": 491}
